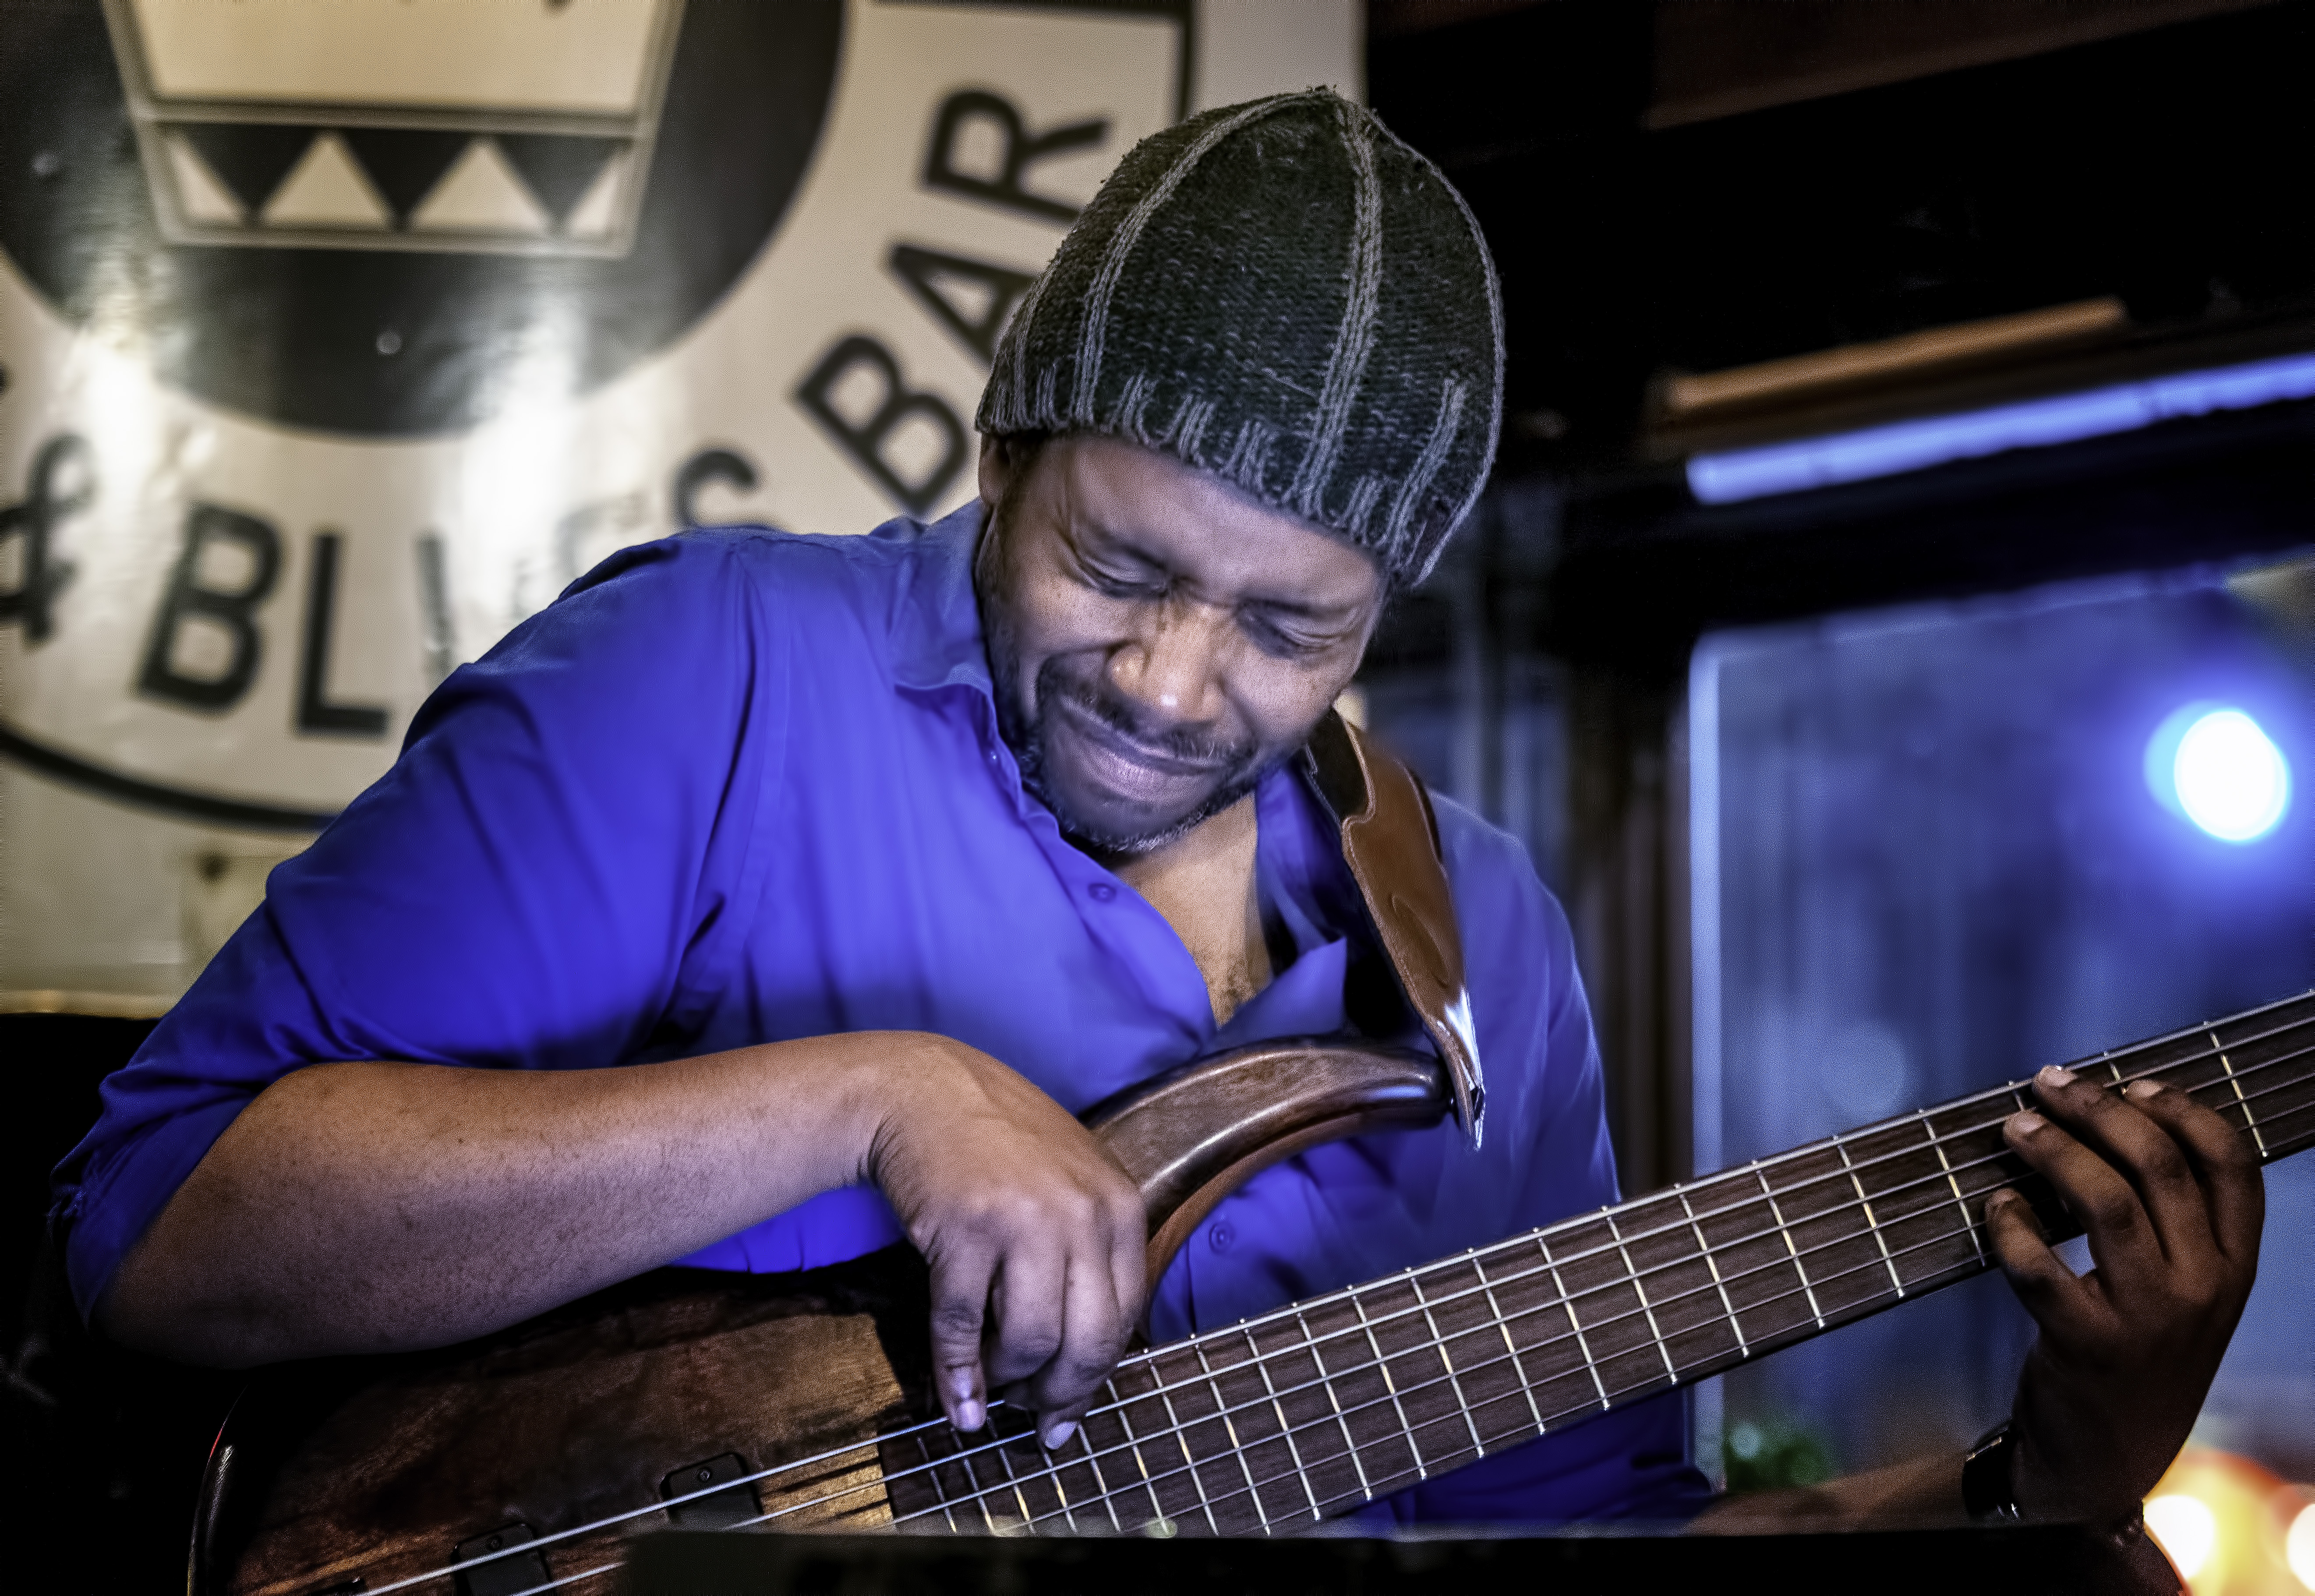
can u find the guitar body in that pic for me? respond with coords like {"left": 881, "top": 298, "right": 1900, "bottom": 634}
{"left": 195, "top": 1039, "right": 1454, "bottom": 1595}
{"left": 200, "top": 1252, "right": 935, "bottom": 1595}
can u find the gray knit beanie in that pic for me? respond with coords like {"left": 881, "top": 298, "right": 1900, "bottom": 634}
{"left": 978, "top": 89, "right": 1503, "bottom": 589}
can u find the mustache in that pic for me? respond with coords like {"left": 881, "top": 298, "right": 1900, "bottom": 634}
{"left": 1035, "top": 657, "right": 1256, "bottom": 771}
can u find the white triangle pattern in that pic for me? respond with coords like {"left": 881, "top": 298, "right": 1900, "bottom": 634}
{"left": 410, "top": 138, "right": 551, "bottom": 236}
{"left": 560, "top": 148, "right": 627, "bottom": 240}
{"left": 261, "top": 133, "right": 393, "bottom": 230}
{"left": 165, "top": 133, "right": 244, "bottom": 226}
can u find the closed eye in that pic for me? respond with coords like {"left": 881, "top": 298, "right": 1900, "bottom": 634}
{"left": 1240, "top": 610, "right": 1343, "bottom": 659}
{"left": 1075, "top": 551, "right": 1170, "bottom": 600}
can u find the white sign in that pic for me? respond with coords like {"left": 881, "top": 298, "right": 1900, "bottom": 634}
{"left": 0, "top": 0, "right": 1359, "bottom": 1011}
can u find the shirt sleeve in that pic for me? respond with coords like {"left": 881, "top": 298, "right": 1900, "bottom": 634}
{"left": 1378, "top": 815, "right": 1717, "bottom": 1525}
{"left": 49, "top": 533, "right": 785, "bottom": 1321}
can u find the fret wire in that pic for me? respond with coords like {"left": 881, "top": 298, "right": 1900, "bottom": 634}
{"left": 372, "top": 1007, "right": 2315, "bottom": 1596}
{"left": 855, "top": 1175, "right": 2258, "bottom": 1541}
{"left": 781, "top": 1030, "right": 2315, "bottom": 1546}
{"left": 975, "top": 1027, "right": 2314, "bottom": 1554}
{"left": 1753, "top": 1164, "right": 1825, "bottom": 1328}
{"left": 894, "top": 1116, "right": 2315, "bottom": 1546}
{"left": 915, "top": 1431, "right": 964, "bottom": 1534}
{"left": 1109, "top": 1006, "right": 2315, "bottom": 1390}
{"left": 917, "top": 1099, "right": 2315, "bottom": 1545}
{"left": 956, "top": 1428, "right": 1001, "bottom": 1532}
{"left": 1833, "top": 1133, "right": 1905, "bottom": 1299}
{"left": 1678, "top": 1188, "right": 1747, "bottom": 1359}
{"left": 1474, "top": 1249, "right": 1551, "bottom": 1431}
{"left": 1605, "top": 1209, "right": 1679, "bottom": 1383}
{"left": 1043, "top": 1429, "right": 1082, "bottom": 1534}
{"left": 1074, "top": 1423, "right": 1124, "bottom": 1534}
{"left": 890, "top": 1048, "right": 2315, "bottom": 1543}
{"left": 1537, "top": 1232, "right": 1611, "bottom": 1408}
{"left": 1410, "top": 1268, "right": 1488, "bottom": 1455}
{"left": 1151, "top": 1369, "right": 1223, "bottom": 1535}
{"left": 1024, "top": 1336, "right": 1735, "bottom": 1543}
{"left": 1917, "top": 1105, "right": 1986, "bottom": 1268}
{"left": 898, "top": 1207, "right": 2043, "bottom": 1538}
{"left": 2213, "top": 1034, "right": 2270, "bottom": 1157}
{"left": 1190, "top": 1339, "right": 1271, "bottom": 1533}
{"left": 992, "top": 1422, "right": 1037, "bottom": 1530}
{"left": 1298, "top": 1305, "right": 1376, "bottom": 1499}
{"left": 1244, "top": 1328, "right": 1324, "bottom": 1521}
{"left": 1350, "top": 1289, "right": 1426, "bottom": 1478}
{"left": 1111, "top": 1384, "right": 1165, "bottom": 1532}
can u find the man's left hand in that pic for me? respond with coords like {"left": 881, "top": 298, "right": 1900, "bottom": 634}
{"left": 1989, "top": 1066, "right": 2266, "bottom": 1522}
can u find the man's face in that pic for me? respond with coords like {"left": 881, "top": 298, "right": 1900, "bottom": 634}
{"left": 975, "top": 434, "right": 1385, "bottom": 856}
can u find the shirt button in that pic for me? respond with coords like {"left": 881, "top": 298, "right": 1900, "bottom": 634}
{"left": 1208, "top": 1222, "right": 1233, "bottom": 1251}
{"left": 1088, "top": 882, "right": 1117, "bottom": 903}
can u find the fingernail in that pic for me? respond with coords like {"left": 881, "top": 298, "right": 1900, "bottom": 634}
{"left": 2011, "top": 1111, "right": 2045, "bottom": 1135}
{"left": 2125, "top": 1078, "right": 2163, "bottom": 1100}
{"left": 1042, "top": 1420, "right": 1078, "bottom": 1451}
{"left": 957, "top": 1397, "right": 985, "bottom": 1432}
{"left": 2039, "top": 1066, "right": 2075, "bottom": 1087}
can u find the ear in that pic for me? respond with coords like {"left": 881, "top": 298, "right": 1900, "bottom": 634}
{"left": 977, "top": 434, "right": 1013, "bottom": 512}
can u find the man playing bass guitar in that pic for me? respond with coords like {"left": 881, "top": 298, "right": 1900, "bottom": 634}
{"left": 55, "top": 91, "right": 2260, "bottom": 1571}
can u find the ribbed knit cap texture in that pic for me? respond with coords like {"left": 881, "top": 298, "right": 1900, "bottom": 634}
{"left": 978, "top": 89, "right": 1503, "bottom": 588}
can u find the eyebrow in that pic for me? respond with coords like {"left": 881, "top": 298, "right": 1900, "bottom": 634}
{"left": 1071, "top": 516, "right": 1369, "bottom": 623}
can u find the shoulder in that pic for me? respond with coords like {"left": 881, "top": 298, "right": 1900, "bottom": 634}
{"left": 1428, "top": 789, "right": 1576, "bottom": 963}
{"left": 467, "top": 516, "right": 947, "bottom": 690}
{"left": 1425, "top": 787, "right": 1592, "bottom": 1081}
{"left": 558, "top": 521, "right": 919, "bottom": 635}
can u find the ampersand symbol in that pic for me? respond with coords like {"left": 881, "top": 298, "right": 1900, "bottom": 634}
{"left": 0, "top": 434, "right": 94, "bottom": 644}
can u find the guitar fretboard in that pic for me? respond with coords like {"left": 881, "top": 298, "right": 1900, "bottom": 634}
{"left": 857, "top": 990, "right": 2315, "bottom": 1536}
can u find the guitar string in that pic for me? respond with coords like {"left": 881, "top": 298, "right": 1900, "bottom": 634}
{"left": 330, "top": 1011, "right": 2315, "bottom": 1592}
{"left": 357, "top": 1029, "right": 2315, "bottom": 1592}
{"left": 744, "top": 1054, "right": 2315, "bottom": 1540}
{"left": 449, "top": 1204, "right": 2092, "bottom": 1596}
{"left": 845, "top": 1204, "right": 2081, "bottom": 1540}
{"left": 877, "top": 1160, "right": 2280, "bottom": 1539}
{"left": 1114, "top": 1010, "right": 2315, "bottom": 1373}
{"left": 775, "top": 1050, "right": 2315, "bottom": 1536}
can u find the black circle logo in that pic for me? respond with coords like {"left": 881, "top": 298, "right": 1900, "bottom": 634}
{"left": 0, "top": 2, "right": 843, "bottom": 437}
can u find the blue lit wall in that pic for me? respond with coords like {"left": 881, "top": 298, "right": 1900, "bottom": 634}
{"left": 1692, "top": 558, "right": 2315, "bottom": 1483}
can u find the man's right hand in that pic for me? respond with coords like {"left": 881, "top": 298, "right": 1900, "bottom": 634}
{"left": 862, "top": 1038, "right": 1149, "bottom": 1450}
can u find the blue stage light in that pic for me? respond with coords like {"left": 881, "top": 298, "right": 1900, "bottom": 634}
{"left": 2145, "top": 704, "right": 2291, "bottom": 842}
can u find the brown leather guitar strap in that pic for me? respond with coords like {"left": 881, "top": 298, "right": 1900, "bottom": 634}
{"left": 1299, "top": 708, "right": 1486, "bottom": 1148}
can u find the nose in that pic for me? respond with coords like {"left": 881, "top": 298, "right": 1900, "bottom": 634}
{"left": 1107, "top": 594, "right": 1230, "bottom": 726}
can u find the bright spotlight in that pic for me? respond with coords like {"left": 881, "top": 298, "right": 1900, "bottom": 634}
{"left": 2146, "top": 1492, "right": 2218, "bottom": 1578}
{"left": 2146, "top": 704, "right": 2291, "bottom": 842}
{"left": 2288, "top": 1501, "right": 2315, "bottom": 1591}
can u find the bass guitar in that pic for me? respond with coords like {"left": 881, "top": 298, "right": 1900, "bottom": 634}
{"left": 194, "top": 986, "right": 2315, "bottom": 1596}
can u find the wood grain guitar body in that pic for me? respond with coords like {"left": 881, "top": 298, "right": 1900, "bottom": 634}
{"left": 195, "top": 1038, "right": 1452, "bottom": 1596}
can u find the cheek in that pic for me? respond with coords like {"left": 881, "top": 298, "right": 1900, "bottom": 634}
{"left": 1230, "top": 655, "right": 1357, "bottom": 747}
{"left": 1004, "top": 555, "right": 1128, "bottom": 658}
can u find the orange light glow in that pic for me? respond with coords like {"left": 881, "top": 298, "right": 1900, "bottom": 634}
{"left": 2143, "top": 1448, "right": 2315, "bottom": 1596}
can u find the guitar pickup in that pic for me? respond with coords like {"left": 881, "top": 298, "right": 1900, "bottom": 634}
{"left": 661, "top": 1453, "right": 761, "bottom": 1530}
{"left": 450, "top": 1522, "right": 548, "bottom": 1596}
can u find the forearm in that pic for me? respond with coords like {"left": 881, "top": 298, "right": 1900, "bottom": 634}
{"left": 95, "top": 1032, "right": 926, "bottom": 1366}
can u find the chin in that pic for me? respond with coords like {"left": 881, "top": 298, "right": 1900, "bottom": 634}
{"left": 1046, "top": 777, "right": 1208, "bottom": 854}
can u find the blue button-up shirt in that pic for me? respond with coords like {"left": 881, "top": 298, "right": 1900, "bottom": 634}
{"left": 53, "top": 502, "right": 1708, "bottom": 1524}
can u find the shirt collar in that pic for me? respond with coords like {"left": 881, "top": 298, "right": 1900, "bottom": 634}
{"left": 883, "top": 498, "right": 997, "bottom": 699}
{"left": 883, "top": 498, "right": 1391, "bottom": 1033}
